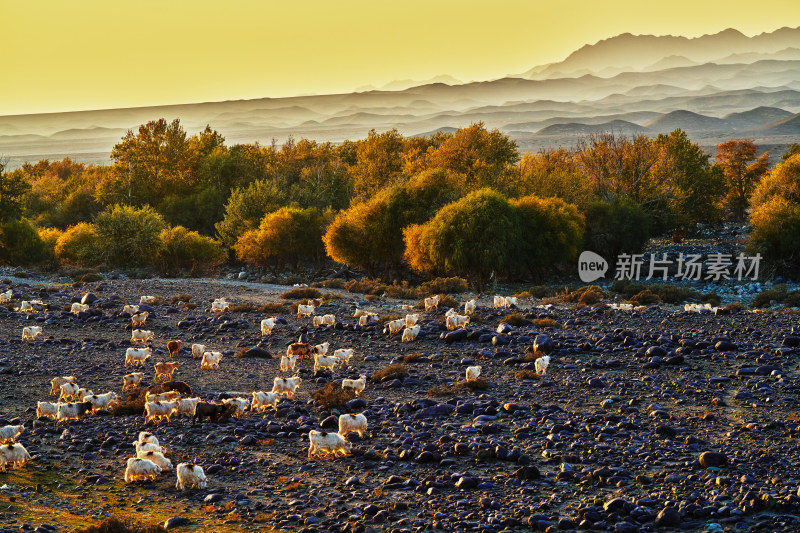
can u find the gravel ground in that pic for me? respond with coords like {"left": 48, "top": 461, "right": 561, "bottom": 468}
{"left": 0, "top": 276, "right": 799, "bottom": 532}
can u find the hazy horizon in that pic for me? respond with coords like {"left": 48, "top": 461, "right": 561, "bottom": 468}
{"left": 2, "top": 0, "right": 799, "bottom": 115}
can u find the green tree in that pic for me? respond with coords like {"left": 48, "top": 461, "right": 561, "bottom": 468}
{"left": 94, "top": 204, "right": 166, "bottom": 267}
{"left": 158, "top": 225, "right": 225, "bottom": 275}
{"left": 715, "top": 139, "right": 769, "bottom": 220}
{"left": 235, "top": 207, "right": 324, "bottom": 273}
{"left": 0, "top": 218, "right": 47, "bottom": 265}
{"left": 0, "top": 162, "right": 30, "bottom": 223}
{"left": 55, "top": 223, "right": 102, "bottom": 266}
{"left": 350, "top": 129, "right": 404, "bottom": 201}
{"left": 583, "top": 199, "right": 652, "bottom": 260}
{"left": 215, "top": 179, "right": 287, "bottom": 247}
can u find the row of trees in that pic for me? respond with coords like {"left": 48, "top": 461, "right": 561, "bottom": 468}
{"left": 0, "top": 120, "right": 794, "bottom": 282}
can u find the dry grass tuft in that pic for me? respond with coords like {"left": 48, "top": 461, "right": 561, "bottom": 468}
{"left": 259, "top": 302, "right": 286, "bottom": 314}
{"left": 229, "top": 303, "right": 256, "bottom": 313}
{"left": 419, "top": 277, "right": 468, "bottom": 295}
{"left": 628, "top": 289, "right": 660, "bottom": 306}
{"left": 345, "top": 279, "right": 386, "bottom": 295}
{"left": 428, "top": 377, "right": 490, "bottom": 396}
{"left": 515, "top": 370, "right": 541, "bottom": 380}
{"left": 562, "top": 285, "right": 606, "bottom": 305}
{"left": 372, "top": 364, "right": 409, "bottom": 383}
{"left": 500, "top": 313, "right": 531, "bottom": 327}
{"left": 312, "top": 382, "right": 356, "bottom": 411}
{"left": 383, "top": 281, "right": 420, "bottom": 300}
{"left": 281, "top": 287, "right": 322, "bottom": 300}
{"left": 170, "top": 294, "right": 193, "bottom": 304}
{"left": 403, "top": 352, "right": 427, "bottom": 363}
{"left": 73, "top": 518, "right": 166, "bottom": 533}
{"left": 532, "top": 318, "right": 561, "bottom": 328}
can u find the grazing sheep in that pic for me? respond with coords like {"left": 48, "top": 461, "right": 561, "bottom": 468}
{"left": 154, "top": 361, "right": 180, "bottom": 381}
{"left": 131, "top": 329, "right": 154, "bottom": 345}
{"left": 506, "top": 296, "right": 518, "bottom": 307}
{"left": 338, "top": 413, "right": 368, "bottom": 437}
{"left": 76, "top": 388, "right": 94, "bottom": 402}
{"left": 341, "top": 375, "right": 366, "bottom": 396}
{"left": 286, "top": 342, "right": 313, "bottom": 362}
{"left": 56, "top": 401, "right": 92, "bottom": 423}
{"left": 130, "top": 311, "right": 149, "bottom": 327}
{"left": 272, "top": 376, "right": 302, "bottom": 398}
{"left": 211, "top": 298, "right": 230, "bottom": 312}
{"left": 176, "top": 463, "right": 207, "bottom": 490}
{"left": 611, "top": 303, "right": 633, "bottom": 311}
{"left": 0, "top": 290, "right": 12, "bottom": 303}
{"left": 251, "top": 391, "right": 280, "bottom": 412}
{"left": 191, "top": 343, "right": 206, "bottom": 358}
{"left": 404, "top": 313, "right": 420, "bottom": 328}
{"left": 309, "top": 298, "right": 323, "bottom": 307}
{"left": 280, "top": 354, "right": 297, "bottom": 373}
{"left": 71, "top": 302, "right": 89, "bottom": 315}
{"left": 402, "top": 325, "right": 420, "bottom": 342}
{"left": 446, "top": 313, "right": 470, "bottom": 330}
{"left": 535, "top": 356, "right": 551, "bottom": 376}
{"left": 22, "top": 326, "right": 42, "bottom": 341}
{"left": 684, "top": 303, "right": 712, "bottom": 313}
{"left": 87, "top": 392, "right": 119, "bottom": 412}
{"left": 314, "top": 353, "right": 338, "bottom": 374}
{"left": 167, "top": 340, "right": 182, "bottom": 358}
{"left": 260, "top": 318, "right": 276, "bottom": 336}
{"left": 192, "top": 402, "right": 236, "bottom": 425}
{"left": 139, "top": 296, "right": 157, "bottom": 305}
{"left": 387, "top": 319, "right": 405, "bottom": 335}
{"left": 200, "top": 351, "right": 222, "bottom": 370}
{"left": 135, "top": 432, "right": 160, "bottom": 447}
{"left": 59, "top": 382, "right": 79, "bottom": 402}
{"left": 315, "top": 341, "right": 330, "bottom": 355}
{"left": 146, "top": 390, "right": 180, "bottom": 403}
{"left": 49, "top": 376, "right": 77, "bottom": 396}
{"left": 333, "top": 348, "right": 354, "bottom": 366}
{"left": 464, "top": 299, "right": 476, "bottom": 315}
{"left": 174, "top": 397, "right": 201, "bottom": 417}
{"left": 124, "top": 457, "right": 161, "bottom": 483}
{"left": 358, "top": 314, "right": 377, "bottom": 326}
{"left": 144, "top": 401, "right": 178, "bottom": 424}
{"left": 122, "top": 304, "right": 139, "bottom": 314}
{"left": 123, "top": 372, "right": 144, "bottom": 390}
{"left": 133, "top": 441, "right": 163, "bottom": 455}
{"left": 222, "top": 397, "right": 250, "bottom": 417}
{"left": 19, "top": 300, "right": 45, "bottom": 313}
{"left": 297, "top": 304, "right": 315, "bottom": 318}
{"left": 136, "top": 450, "right": 172, "bottom": 471}
{"left": 493, "top": 295, "right": 509, "bottom": 308}
{"left": 445, "top": 307, "right": 457, "bottom": 318}
{"left": 465, "top": 366, "right": 482, "bottom": 382}
{"left": 0, "top": 425, "right": 24, "bottom": 444}
{"left": 308, "top": 430, "right": 351, "bottom": 460}
{"left": 0, "top": 443, "right": 31, "bottom": 471}
{"left": 125, "top": 347, "right": 152, "bottom": 367}
{"left": 424, "top": 295, "right": 440, "bottom": 311}
{"left": 37, "top": 401, "right": 61, "bottom": 419}
{"left": 313, "top": 314, "right": 336, "bottom": 327}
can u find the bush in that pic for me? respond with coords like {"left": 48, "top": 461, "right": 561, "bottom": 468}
{"left": 280, "top": 287, "right": 321, "bottom": 300}
{"left": 532, "top": 318, "right": 560, "bottom": 328}
{"left": 229, "top": 304, "right": 256, "bottom": 313}
{"left": 110, "top": 387, "right": 148, "bottom": 416}
{"left": 259, "top": 302, "right": 286, "bottom": 314}
{"left": 170, "top": 294, "right": 193, "bottom": 304}
{"left": 515, "top": 370, "right": 541, "bottom": 380}
{"left": 312, "top": 382, "right": 356, "bottom": 411}
{"left": 784, "top": 291, "right": 800, "bottom": 308}
{"left": 384, "top": 281, "right": 420, "bottom": 299}
{"left": 752, "top": 288, "right": 787, "bottom": 308}
{"left": 511, "top": 195, "right": 585, "bottom": 273}
{"left": 583, "top": 199, "right": 652, "bottom": 260}
{"left": 235, "top": 207, "right": 324, "bottom": 272}
{"left": 419, "top": 276, "right": 468, "bottom": 295}
{"left": 80, "top": 272, "right": 103, "bottom": 283}
{"left": 38, "top": 227, "right": 63, "bottom": 262}
{"left": 0, "top": 218, "right": 48, "bottom": 265}
{"left": 428, "top": 377, "right": 490, "bottom": 396}
{"left": 55, "top": 223, "right": 102, "bottom": 266}
{"left": 94, "top": 204, "right": 166, "bottom": 267}
{"left": 528, "top": 285, "right": 557, "bottom": 298}
{"left": 725, "top": 301, "right": 746, "bottom": 312}
{"left": 562, "top": 285, "right": 606, "bottom": 305}
{"left": 748, "top": 196, "right": 800, "bottom": 275}
{"left": 311, "top": 278, "right": 346, "bottom": 289}
{"left": 73, "top": 517, "right": 166, "bottom": 533}
{"left": 344, "top": 278, "right": 387, "bottom": 295}
{"left": 372, "top": 364, "right": 408, "bottom": 383}
{"left": 500, "top": 313, "right": 531, "bottom": 327}
{"left": 628, "top": 289, "right": 661, "bottom": 306}
{"left": 403, "top": 353, "right": 427, "bottom": 363}
{"left": 158, "top": 225, "right": 225, "bottom": 275}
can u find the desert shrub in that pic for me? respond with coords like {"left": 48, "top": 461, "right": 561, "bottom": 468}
{"left": 259, "top": 302, "right": 286, "bottom": 314}
{"left": 216, "top": 178, "right": 288, "bottom": 247}
{"left": 365, "top": 294, "right": 378, "bottom": 301}
{"left": 384, "top": 281, "right": 420, "bottom": 299}
{"left": 55, "top": 223, "right": 102, "bottom": 266}
{"left": 515, "top": 370, "right": 541, "bottom": 380}
{"left": 784, "top": 291, "right": 800, "bottom": 308}
{"left": 528, "top": 285, "right": 556, "bottom": 298}
{"left": 280, "top": 287, "right": 322, "bottom": 300}
{"left": 725, "top": 301, "right": 746, "bottom": 312}
{"left": 0, "top": 218, "right": 48, "bottom": 265}
{"left": 182, "top": 302, "right": 197, "bottom": 310}
{"left": 439, "top": 295, "right": 459, "bottom": 309}
{"left": 94, "top": 204, "right": 166, "bottom": 267}
{"left": 628, "top": 289, "right": 660, "bottom": 306}
{"left": 512, "top": 290, "right": 532, "bottom": 298}
{"left": 403, "top": 352, "right": 427, "bottom": 363}
{"left": 170, "top": 294, "right": 193, "bottom": 304}
{"left": 428, "top": 377, "right": 489, "bottom": 396}
{"left": 372, "top": 364, "right": 408, "bottom": 383}
{"left": 752, "top": 288, "right": 787, "bottom": 308}
{"left": 419, "top": 276, "right": 469, "bottom": 295}
{"left": 748, "top": 196, "right": 800, "bottom": 275}
{"left": 532, "top": 318, "right": 561, "bottom": 328}
{"left": 654, "top": 284, "right": 703, "bottom": 304}
{"left": 404, "top": 189, "right": 520, "bottom": 289}
{"left": 110, "top": 387, "right": 148, "bottom": 416}
{"left": 157, "top": 225, "right": 224, "bottom": 275}
{"left": 583, "top": 199, "right": 652, "bottom": 260}
{"left": 73, "top": 517, "right": 166, "bottom": 533}
{"left": 80, "top": 272, "right": 103, "bottom": 283}
{"left": 229, "top": 303, "right": 256, "bottom": 313}
{"left": 312, "top": 382, "right": 356, "bottom": 411}
{"left": 313, "top": 278, "right": 346, "bottom": 289}
{"left": 344, "top": 278, "right": 387, "bottom": 295}
{"left": 235, "top": 206, "right": 324, "bottom": 272}
{"left": 511, "top": 195, "right": 585, "bottom": 272}
{"left": 610, "top": 279, "right": 647, "bottom": 298}
{"left": 702, "top": 293, "right": 721, "bottom": 306}
{"left": 37, "top": 226, "right": 63, "bottom": 262}
{"left": 500, "top": 313, "right": 531, "bottom": 327}
{"left": 562, "top": 285, "right": 606, "bottom": 305}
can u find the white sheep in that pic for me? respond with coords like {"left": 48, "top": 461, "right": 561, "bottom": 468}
{"left": 297, "top": 304, "right": 315, "bottom": 318}
{"left": 358, "top": 314, "right": 378, "bottom": 326}
{"left": 0, "top": 443, "right": 31, "bottom": 471}
{"left": 200, "top": 351, "right": 222, "bottom": 370}
{"left": 56, "top": 401, "right": 92, "bottom": 423}
{"left": 176, "top": 463, "right": 207, "bottom": 490}
{"left": 313, "top": 314, "right": 336, "bottom": 327}
{"left": 174, "top": 397, "right": 201, "bottom": 417}
{"left": 314, "top": 353, "right": 338, "bottom": 374}
{"left": 315, "top": 341, "right": 330, "bottom": 355}
{"left": 122, "top": 304, "right": 139, "bottom": 314}
{"left": 222, "top": 397, "right": 250, "bottom": 417}
{"left": 139, "top": 295, "right": 157, "bottom": 304}
{"left": 272, "top": 376, "right": 301, "bottom": 398}
{"left": 19, "top": 300, "right": 45, "bottom": 313}
{"left": 0, "top": 425, "right": 24, "bottom": 444}
{"left": 133, "top": 441, "right": 163, "bottom": 455}
{"left": 251, "top": 391, "right": 280, "bottom": 412}
{"left": 124, "top": 457, "right": 161, "bottom": 482}
{"left": 424, "top": 295, "right": 440, "bottom": 311}
{"left": 122, "top": 372, "right": 144, "bottom": 390}
{"left": 464, "top": 299, "right": 476, "bottom": 315}
{"left": 611, "top": 303, "right": 633, "bottom": 311}
{"left": 341, "top": 375, "right": 366, "bottom": 396}
{"left": 535, "top": 355, "right": 551, "bottom": 375}
{"left": 76, "top": 388, "right": 94, "bottom": 401}
{"left": 0, "top": 290, "right": 12, "bottom": 303}
{"left": 493, "top": 295, "right": 507, "bottom": 308}
{"left": 130, "top": 329, "right": 154, "bottom": 345}
{"left": 49, "top": 376, "right": 77, "bottom": 396}
{"left": 87, "top": 392, "right": 118, "bottom": 412}
{"left": 135, "top": 431, "right": 160, "bottom": 447}
{"left": 506, "top": 296, "right": 518, "bottom": 307}
{"left": 144, "top": 401, "right": 178, "bottom": 424}
{"left": 334, "top": 348, "right": 354, "bottom": 366}
{"left": 308, "top": 430, "right": 351, "bottom": 460}
{"left": 404, "top": 313, "right": 420, "bottom": 328}
{"left": 146, "top": 391, "right": 180, "bottom": 403}
{"left": 125, "top": 347, "right": 152, "bottom": 367}
{"left": 130, "top": 311, "right": 149, "bottom": 327}
{"left": 22, "top": 326, "right": 42, "bottom": 341}
{"left": 465, "top": 365, "right": 482, "bottom": 382}
{"left": 260, "top": 318, "right": 276, "bottom": 336}
{"left": 402, "top": 325, "right": 420, "bottom": 342}
{"left": 388, "top": 319, "right": 405, "bottom": 335}
{"left": 71, "top": 303, "right": 89, "bottom": 315}
{"left": 211, "top": 298, "right": 230, "bottom": 312}
{"left": 280, "top": 354, "right": 297, "bottom": 373}
{"left": 136, "top": 450, "right": 172, "bottom": 471}
{"left": 338, "top": 413, "right": 368, "bottom": 437}
{"left": 446, "top": 313, "right": 470, "bottom": 330}
{"left": 59, "top": 383, "right": 79, "bottom": 402}
{"left": 37, "top": 401, "right": 61, "bottom": 419}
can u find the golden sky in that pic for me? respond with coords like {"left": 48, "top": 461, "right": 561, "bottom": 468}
{"left": 1, "top": 0, "right": 798, "bottom": 115}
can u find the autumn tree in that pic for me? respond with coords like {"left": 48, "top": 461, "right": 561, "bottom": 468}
{"left": 715, "top": 139, "right": 769, "bottom": 220}
{"left": 515, "top": 148, "right": 593, "bottom": 207}
{"left": 0, "top": 161, "right": 30, "bottom": 223}
{"left": 349, "top": 129, "right": 405, "bottom": 201}
{"left": 235, "top": 207, "right": 324, "bottom": 273}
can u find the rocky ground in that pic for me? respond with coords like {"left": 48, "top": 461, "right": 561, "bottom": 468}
{"left": 0, "top": 274, "right": 799, "bottom": 533}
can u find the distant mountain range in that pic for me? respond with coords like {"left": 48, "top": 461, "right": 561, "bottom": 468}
{"left": 2, "top": 26, "right": 799, "bottom": 168}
